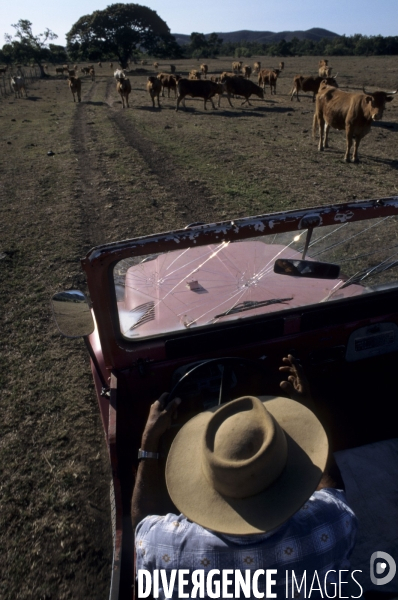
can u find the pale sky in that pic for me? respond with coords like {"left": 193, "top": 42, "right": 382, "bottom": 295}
{"left": 1, "top": 0, "right": 396, "bottom": 48}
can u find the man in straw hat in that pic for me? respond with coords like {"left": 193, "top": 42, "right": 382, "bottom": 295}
{"left": 132, "top": 355, "right": 357, "bottom": 599}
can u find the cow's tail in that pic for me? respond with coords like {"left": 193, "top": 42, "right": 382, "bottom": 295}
{"left": 312, "top": 112, "right": 318, "bottom": 140}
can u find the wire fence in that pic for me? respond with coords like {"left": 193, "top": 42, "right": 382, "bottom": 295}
{"left": 0, "top": 65, "right": 42, "bottom": 98}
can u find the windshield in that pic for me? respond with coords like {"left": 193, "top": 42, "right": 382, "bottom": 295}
{"left": 113, "top": 215, "right": 398, "bottom": 339}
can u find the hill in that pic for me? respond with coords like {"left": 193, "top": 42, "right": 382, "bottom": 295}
{"left": 172, "top": 28, "right": 339, "bottom": 46}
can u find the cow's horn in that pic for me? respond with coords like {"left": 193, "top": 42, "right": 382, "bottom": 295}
{"left": 333, "top": 73, "right": 338, "bottom": 78}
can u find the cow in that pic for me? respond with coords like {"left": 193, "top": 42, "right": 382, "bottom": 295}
{"left": 232, "top": 61, "right": 243, "bottom": 74}
{"left": 279, "top": 61, "right": 285, "bottom": 70}
{"left": 157, "top": 73, "right": 181, "bottom": 98}
{"left": 319, "top": 59, "right": 329, "bottom": 68}
{"left": 56, "top": 66, "right": 64, "bottom": 75}
{"left": 242, "top": 65, "right": 252, "bottom": 79}
{"left": 319, "top": 66, "right": 332, "bottom": 78}
{"left": 189, "top": 69, "right": 201, "bottom": 80}
{"left": 170, "top": 64, "right": 176, "bottom": 74}
{"left": 200, "top": 64, "right": 208, "bottom": 79}
{"left": 81, "top": 67, "right": 91, "bottom": 75}
{"left": 98, "top": 62, "right": 102, "bottom": 68}
{"left": 110, "top": 62, "right": 113, "bottom": 69}
{"left": 116, "top": 77, "right": 132, "bottom": 108}
{"left": 220, "top": 75, "right": 264, "bottom": 107}
{"left": 67, "top": 69, "right": 75, "bottom": 77}
{"left": 176, "top": 78, "right": 225, "bottom": 112}
{"left": 147, "top": 76, "right": 161, "bottom": 108}
{"left": 313, "top": 84, "right": 397, "bottom": 162}
{"left": 89, "top": 68, "right": 95, "bottom": 81}
{"left": 290, "top": 75, "right": 338, "bottom": 102}
{"left": 258, "top": 69, "right": 281, "bottom": 94}
{"left": 10, "top": 76, "right": 27, "bottom": 98}
{"left": 253, "top": 61, "right": 261, "bottom": 73}
{"left": 114, "top": 68, "right": 126, "bottom": 80}
{"left": 68, "top": 76, "right": 81, "bottom": 102}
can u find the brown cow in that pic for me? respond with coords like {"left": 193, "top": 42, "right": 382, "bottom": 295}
{"left": 157, "top": 73, "right": 181, "bottom": 98}
{"left": 319, "top": 59, "right": 329, "bottom": 68}
{"left": 253, "top": 61, "right": 261, "bottom": 73}
{"left": 117, "top": 77, "right": 132, "bottom": 108}
{"left": 98, "top": 62, "right": 102, "bottom": 68}
{"left": 279, "top": 61, "right": 285, "bottom": 70}
{"left": 258, "top": 69, "right": 281, "bottom": 94}
{"left": 319, "top": 66, "right": 332, "bottom": 78}
{"left": 170, "top": 64, "right": 176, "bottom": 74}
{"left": 242, "top": 65, "right": 252, "bottom": 79}
{"left": 176, "top": 78, "right": 225, "bottom": 112}
{"left": 81, "top": 67, "right": 90, "bottom": 75}
{"left": 147, "top": 76, "right": 161, "bottom": 108}
{"left": 290, "top": 75, "right": 338, "bottom": 102}
{"left": 153, "top": 62, "right": 159, "bottom": 69}
{"left": 232, "top": 61, "right": 243, "bottom": 74}
{"left": 200, "top": 64, "right": 208, "bottom": 79}
{"left": 89, "top": 68, "right": 95, "bottom": 81}
{"left": 220, "top": 75, "right": 264, "bottom": 107}
{"left": 55, "top": 66, "right": 64, "bottom": 75}
{"left": 189, "top": 69, "right": 201, "bottom": 80}
{"left": 68, "top": 76, "right": 81, "bottom": 102}
{"left": 313, "top": 84, "right": 396, "bottom": 162}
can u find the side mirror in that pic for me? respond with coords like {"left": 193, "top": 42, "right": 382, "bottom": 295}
{"left": 274, "top": 258, "right": 340, "bottom": 279}
{"left": 52, "top": 290, "right": 94, "bottom": 338}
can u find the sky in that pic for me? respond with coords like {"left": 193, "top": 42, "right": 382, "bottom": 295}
{"left": 1, "top": 0, "right": 397, "bottom": 48}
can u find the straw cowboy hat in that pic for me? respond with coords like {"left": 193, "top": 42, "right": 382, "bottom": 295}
{"left": 166, "top": 395, "right": 328, "bottom": 535}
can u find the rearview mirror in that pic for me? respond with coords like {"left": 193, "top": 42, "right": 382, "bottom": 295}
{"left": 274, "top": 259, "right": 340, "bottom": 279}
{"left": 52, "top": 290, "right": 94, "bottom": 338}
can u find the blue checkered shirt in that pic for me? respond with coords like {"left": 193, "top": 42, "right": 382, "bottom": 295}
{"left": 135, "top": 489, "right": 357, "bottom": 599}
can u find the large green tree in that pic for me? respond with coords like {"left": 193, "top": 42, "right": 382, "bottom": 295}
{"left": 66, "top": 3, "right": 176, "bottom": 67}
{"left": 4, "top": 20, "right": 57, "bottom": 76}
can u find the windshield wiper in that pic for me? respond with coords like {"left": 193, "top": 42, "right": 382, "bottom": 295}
{"left": 215, "top": 298, "right": 293, "bottom": 318}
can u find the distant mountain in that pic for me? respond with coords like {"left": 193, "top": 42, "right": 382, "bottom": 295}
{"left": 172, "top": 28, "right": 339, "bottom": 46}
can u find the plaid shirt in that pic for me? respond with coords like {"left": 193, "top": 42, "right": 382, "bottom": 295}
{"left": 135, "top": 489, "right": 357, "bottom": 599}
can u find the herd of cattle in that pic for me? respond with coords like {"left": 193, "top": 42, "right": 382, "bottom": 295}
{"left": 5, "top": 58, "right": 396, "bottom": 163}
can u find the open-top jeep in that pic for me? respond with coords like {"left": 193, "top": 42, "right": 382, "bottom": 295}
{"left": 53, "top": 197, "right": 398, "bottom": 599}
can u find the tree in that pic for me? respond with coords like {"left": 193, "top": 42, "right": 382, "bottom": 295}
{"left": 66, "top": 3, "right": 173, "bottom": 67}
{"left": 4, "top": 20, "right": 57, "bottom": 76}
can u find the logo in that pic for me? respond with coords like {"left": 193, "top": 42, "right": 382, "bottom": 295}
{"left": 370, "top": 551, "right": 396, "bottom": 586}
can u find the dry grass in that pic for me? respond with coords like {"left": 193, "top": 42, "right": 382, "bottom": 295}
{"left": 0, "top": 55, "right": 397, "bottom": 599}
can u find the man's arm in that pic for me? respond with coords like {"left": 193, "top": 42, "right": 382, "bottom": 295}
{"left": 131, "top": 393, "right": 180, "bottom": 530}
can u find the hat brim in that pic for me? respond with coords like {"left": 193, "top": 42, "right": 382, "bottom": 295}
{"left": 166, "top": 396, "right": 328, "bottom": 535}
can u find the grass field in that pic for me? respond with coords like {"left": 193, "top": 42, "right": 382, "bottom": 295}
{"left": 1, "top": 55, "right": 397, "bottom": 599}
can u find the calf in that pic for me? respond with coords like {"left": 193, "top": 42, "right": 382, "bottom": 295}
{"left": 258, "top": 69, "right": 281, "bottom": 94}
{"left": 147, "top": 76, "right": 161, "bottom": 108}
{"left": 242, "top": 65, "right": 252, "bottom": 79}
{"left": 232, "top": 61, "right": 243, "bottom": 74}
{"left": 157, "top": 73, "right": 180, "bottom": 98}
{"left": 189, "top": 69, "right": 201, "bottom": 80}
{"left": 313, "top": 84, "right": 396, "bottom": 162}
{"left": 200, "top": 64, "right": 208, "bottom": 78}
{"left": 176, "top": 78, "right": 224, "bottom": 112}
{"left": 11, "top": 76, "right": 27, "bottom": 98}
{"left": 290, "top": 75, "right": 338, "bottom": 102}
{"left": 221, "top": 75, "right": 264, "bottom": 107}
{"left": 117, "top": 77, "right": 131, "bottom": 108}
{"left": 68, "top": 76, "right": 81, "bottom": 102}
{"left": 253, "top": 61, "right": 261, "bottom": 73}
{"left": 319, "top": 66, "right": 332, "bottom": 78}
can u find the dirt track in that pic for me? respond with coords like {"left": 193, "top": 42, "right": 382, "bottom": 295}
{"left": 1, "top": 55, "right": 398, "bottom": 599}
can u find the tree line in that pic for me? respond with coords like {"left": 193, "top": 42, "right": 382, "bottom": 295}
{"left": 1, "top": 4, "right": 398, "bottom": 76}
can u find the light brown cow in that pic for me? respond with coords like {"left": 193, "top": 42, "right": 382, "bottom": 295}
{"left": 319, "top": 66, "right": 332, "bottom": 78}
{"left": 319, "top": 59, "right": 329, "bottom": 68}
{"left": 258, "top": 69, "right": 281, "bottom": 94}
{"left": 313, "top": 84, "right": 396, "bottom": 162}
{"left": 11, "top": 76, "right": 27, "bottom": 98}
{"left": 89, "top": 68, "right": 95, "bottom": 81}
{"left": 279, "top": 61, "right": 285, "bottom": 70}
{"left": 242, "top": 65, "right": 252, "bottom": 79}
{"left": 253, "top": 62, "right": 261, "bottom": 73}
{"left": 81, "top": 67, "right": 90, "bottom": 75}
{"left": 68, "top": 76, "right": 81, "bottom": 102}
{"left": 220, "top": 75, "right": 264, "bottom": 107}
{"left": 117, "top": 77, "right": 132, "bottom": 108}
{"left": 232, "top": 61, "right": 243, "bottom": 74}
{"left": 200, "top": 64, "right": 208, "bottom": 78}
{"left": 157, "top": 73, "right": 181, "bottom": 98}
{"left": 189, "top": 69, "right": 201, "bottom": 80}
{"left": 147, "top": 76, "right": 161, "bottom": 108}
{"left": 153, "top": 62, "right": 159, "bottom": 69}
{"left": 290, "top": 75, "right": 338, "bottom": 102}
{"left": 176, "top": 78, "right": 225, "bottom": 111}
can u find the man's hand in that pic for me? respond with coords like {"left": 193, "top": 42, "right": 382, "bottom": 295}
{"left": 279, "top": 354, "right": 313, "bottom": 405}
{"left": 141, "top": 393, "right": 181, "bottom": 452}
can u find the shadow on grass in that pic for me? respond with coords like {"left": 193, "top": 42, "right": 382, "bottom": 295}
{"left": 26, "top": 96, "right": 42, "bottom": 101}
{"left": 83, "top": 100, "right": 107, "bottom": 106}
